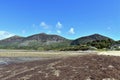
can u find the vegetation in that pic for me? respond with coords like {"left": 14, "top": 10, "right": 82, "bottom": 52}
{"left": 70, "top": 34, "right": 114, "bottom": 45}
{"left": 60, "top": 45, "right": 90, "bottom": 51}
{"left": 87, "top": 39, "right": 114, "bottom": 49}
{"left": 0, "top": 41, "right": 71, "bottom": 51}
{"left": 0, "top": 33, "right": 120, "bottom": 51}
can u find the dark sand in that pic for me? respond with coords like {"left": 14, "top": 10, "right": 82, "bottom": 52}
{"left": 0, "top": 54, "right": 120, "bottom": 80}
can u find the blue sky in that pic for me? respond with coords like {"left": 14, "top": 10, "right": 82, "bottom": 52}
{"left": 0, "top": 0, "right": 119, "bottom": 40}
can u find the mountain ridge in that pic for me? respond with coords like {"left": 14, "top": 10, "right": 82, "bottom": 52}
{"left": 0, "top": 33, "right": 118, "bottom": 50}
{"left": 71, "top": 34, "right": 114, "bottom": 45}
{"left": 0, "top": 33, "right": 70, "bottom": 50}
{"left": 0, "top": 33, "right": 115, "bottom": 41}
{"left": 23, "top": 33, "right": 68, "bottom": 42}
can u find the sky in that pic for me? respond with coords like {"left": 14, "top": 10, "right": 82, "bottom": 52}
{"left": 0, "top": 0, "right": 120, "bottom": 40}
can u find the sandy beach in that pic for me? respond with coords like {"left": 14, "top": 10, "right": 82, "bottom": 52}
{"left": 0, "top": 50, "right": 120, "bottom": 80}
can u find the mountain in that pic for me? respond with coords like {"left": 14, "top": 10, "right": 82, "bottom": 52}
{"left": 0, "top": 33, "right": 116, "bottom": 50}
{"left": 71, "top": 34, "right": 114, "bottom": 45}
{"left": 0, "top": 35, "right": 24, "bottom": 45}
{"left": 24, "top": 33, "right": 67, "bottom": 42}
{"left": 0, "top": 33, "right": 70, "bottom": 50}
{"left": 19, "top": 33, "right": 69, "bottom": 46}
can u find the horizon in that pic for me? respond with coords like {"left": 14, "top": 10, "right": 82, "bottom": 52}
{"left": 0, "top": 32, "right": 117, "bottom": 41}
{"left": 0, "top": 0, "right": 119, "bottom": 40}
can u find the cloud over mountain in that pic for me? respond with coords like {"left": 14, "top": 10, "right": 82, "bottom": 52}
{"left": 40, "top": 22, "right": 49, "bottom": 29}
{"left": 69, "top": 28, "right": 75, "bottom": 34}
{"left": 0, "top": 31, "right": 15, "bottom": 40}
{"left": 56, "top": 22, "right": 62, "bottom": 29}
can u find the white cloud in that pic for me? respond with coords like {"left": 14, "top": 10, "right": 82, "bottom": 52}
{"left": 69, "top": 28, "right": 75, "bottom": 34}
{"left": 40, "top": 22, "right": 49, "bottom": 29}
{"left": 0, "top": 31, "right": 15, "bottom": 40}
{"left": 56, "top": 22, "right": 62, "bottom": 29}
{"left": 57, "top": 30, "right": 61, "bottom": 34}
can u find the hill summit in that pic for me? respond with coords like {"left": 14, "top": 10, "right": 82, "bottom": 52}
{"left": 24, "top": 33, "right": 67, "bottom": 42}
{"left": 71, "top": 34, "right": 114, "bottom": 45}
{"left": 0, "top": 33, "right": 117, "bottom": 50}
{"left": 0, "top": 33, "right": 70, "bottom": 50}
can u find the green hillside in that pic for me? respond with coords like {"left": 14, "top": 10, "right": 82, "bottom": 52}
{"left": 0, "top": 33, "right": 119, "bottom": 51}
